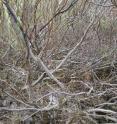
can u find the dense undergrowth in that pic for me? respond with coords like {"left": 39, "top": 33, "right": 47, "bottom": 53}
{"left": 0, "top": 0, "right": 117, "bottom": 124}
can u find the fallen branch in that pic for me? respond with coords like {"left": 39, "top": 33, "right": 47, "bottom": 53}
{"left": 88, "top": 108, "right": 117, "bottom": 115}
{"left": 0, "top": 104, "right": 57, "bottom": 112}
{"left": 30, "top": 50, "right": 65, "bottom": 89}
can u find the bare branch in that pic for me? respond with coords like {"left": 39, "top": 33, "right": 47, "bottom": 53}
{"left": 88, "top": 108, "right": 117, "bottom": 115}
{"left": 53, "top": 17, "right": 96, "bottom": 72}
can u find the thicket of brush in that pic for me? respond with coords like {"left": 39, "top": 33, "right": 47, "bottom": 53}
{"left": 0, "top": 0, "right": 117, "bottom": 123}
